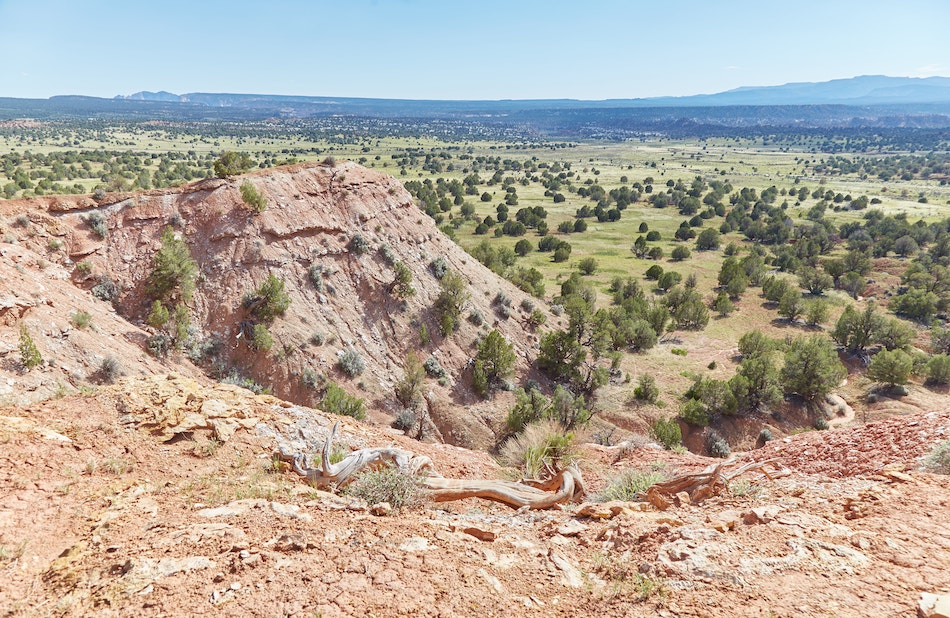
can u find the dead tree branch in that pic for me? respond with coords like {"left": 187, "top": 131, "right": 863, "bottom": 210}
{"left": 275, "top": 422, "right": 585, "bottom": 509}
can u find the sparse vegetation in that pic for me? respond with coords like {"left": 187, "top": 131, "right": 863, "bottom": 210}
{"left": 598, "top": 466, "right": 669, "bottom": 501}
{"left": 433, "top": 269, "right": 469, "bottom": 336}
{"left": 240, "top": 179, "right": 267, "bottom": 212}
{"left": 343, "top": 465, "right": 422, "bottom": 510}
{"left": 472, "top": 329, "right": 516, "bottom": 397}
{"left": 98, "top": 356, "right": 123, "bottom": 384}
{"left": 423, "top": 356, "right": 446, "bottom": 379}
{"left": 348, "top": 233, "right": 370, "bottom": 255}
{"left": 499, "top": 420, "right": 576, "bottom": 479}
{"left": 147, "top": 226, "right": 197, "bottom": 302}
{"left": 250, "top": 323, "right": 274, "bottom": 351}
{"left": 394, "top": 351, "right": 425, "bottom": 408}
{"left": 71, "top": 311, "right": 92, "bottom": 329}
{"left": 18, "top": 325, "right": 42, "bottom": 370}
{"left": 322, "top": 382, "right": 366, "bottom": 419}
{"left": 244, "top": 273, "right": 291, "bottom": 322}
{"left": 649, "top": 417, "right": 682, "bottom": 450}
{"left": 213, "top": 151, "right": 254, "bottom": 178}
{"left": 633, "top": 374, "right": 659, "bottom": 403}
{"left": 338, "top": 347, "right": 366, "bottom": 377}
{"left": 922, "top": 439, "right": 950, "bottom": 474}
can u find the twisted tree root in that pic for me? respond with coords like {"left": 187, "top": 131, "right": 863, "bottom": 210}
{"left": 645, "top": 458, "right": 789, "bottom": 510}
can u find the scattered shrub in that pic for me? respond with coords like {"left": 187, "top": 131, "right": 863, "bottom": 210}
{"left": 499, "top": 420, "right": 576, "bottom": 479}
{"left": 99, "top": 356, "right": 123, "bottom": 384}
{"left": 925, "top": 353, "right": 950, "bottom": 386}
{"left": 308, "top": 264, "right": 324, "bottom": 291}
{"left": 394, "top": 352, "right": 425, "bottom": 408}
{"left": 338, "top": 347, "right": 366, "bottom": 377}
{"left": 922, "top": 439, "right": 950, "bottom": 474}
{"left": 147, "top": 227, "right": 197, "bottom": 302}
{"left": 343, "top": 465, "right": 421, "bottom": 510}
{"left": 867, "top": 349, "right": 913, "bottom": 388}
{"left": 75, "top": 261, "right": 93, "bottom": 278}
{"left": 598, "top": 467, "right": 669, "bottom": 502}
{"left": 92, "top": 276, "right": 120, "bottom": 302}
{"left": 379, "top": 243, "right": 397, "bottom": 265}
{"left": 433, "top": 270, "right": 469, "bottom": 336}
{"left": 429, "top": 257, "right": 448, "bottom": 279}
{"left": 240, "top": 180, "right": 267, "bottom": 212}
{"left": 245, "top": 273, "right": 291, "bottom": 323}
{"left": 423, "top": 356, "right": 446, "bottom": 379}
{"left": 250, "top": 324, "right": 274, "bottom": 351}
{"left": 86, "top": 211, "right": 108, "bottom": 239}
{"left": 527, "top": 309, "right": 547, "bottom": 328}
{"left": 146, "top": 333, "right": 173, "bottom": 357}
{"left": 649, "top": 418, "right": 682, "bottom": 450}
{"left": 321, "top": 382, "right": 366, "bottom": 419}
{"left": 71, "top": 311, "right": 92, "bottom": 329}
{"left": 301, "top": 368, "right": 324, "bottom": 390}
{"left": 393, "top": 409, "right": 417, "bottom": 432}
{"left": 467, "top": 310, "right": 484, "bottom": 326}
{"left": 706, "top": 430, "right": 731, "bottom": 458}
{"left": 348, "top": 233, "right": 369, "bottom": 255}
{"left": 18, "top": 325, "right": 42, "bottom": 369}
{"left": 634, "top": 374, "right": 659, "bottom": 403}
{"left": 577, "top": 257, "right": 598, "bottom": 275}
{"left": 213, "top": 151, "right": 254, "bottom": 177}
{"left": 814, "top": 417, "right": 829, "bottom": 430}
{"left": 472, "top": 329, "right": 516, "bottom": 397}
{"left": 220, "top": 371, "right": 270, "bottom": 395}
{"left": 680, "top": 398, "right": 709, "bottom": 426}
{"left": 146, "top": 300, "right": 170, "bottom": 328}
{"left": 759, "top": 428, "right": 774, "bottom": 443}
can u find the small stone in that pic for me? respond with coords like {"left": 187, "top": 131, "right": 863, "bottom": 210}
{"left": 273, "top": 534, "right": 306, "bottom": 552}
{"left": 370, "top": 502, "right": 393, "bottom": 516}
{"left": 556, "top": 520, "right": 588, "bottom": 537}
{"left": 742, "top": 505, "right": 781, "bottom": 525}
{"left": 675, "top": 491, "right": 691, "bottom": 506}
{"left": 229, "top": 582, "right": 241, "bottom": 591}
{"left": 918, "top": 593, "right": 950, "bottom": 618}
{"left": 708, "top": 510, "right": 741, "bottom": 532}
{"left": 399, "top": 537, "right": 430, "bottom": 552}
{"left": 461, "top": 526, "right": 497, "bottom": 542}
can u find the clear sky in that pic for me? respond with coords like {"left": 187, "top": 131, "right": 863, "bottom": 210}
{"left": 1, "top": 0, "right": 947, "bottom": 100}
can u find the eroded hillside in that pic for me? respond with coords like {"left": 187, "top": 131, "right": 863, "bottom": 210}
{"left": 0, "top": 162, "right": 551, "bottom": 446}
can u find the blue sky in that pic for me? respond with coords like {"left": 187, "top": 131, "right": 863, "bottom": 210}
{"left": 0, "top": 0, "right": 947, "bottom": 100}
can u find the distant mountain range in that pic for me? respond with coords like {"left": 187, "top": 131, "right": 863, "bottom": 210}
{"left": 2, "top": 76, "right": 950, "bottom": 137}
{"left": 117, "top": 75, "right": 950, "bottom": 109}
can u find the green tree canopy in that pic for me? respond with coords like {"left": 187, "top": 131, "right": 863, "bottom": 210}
{"left": 782, "top": 335, "right": 847, "bottom": 402}
{"left": 473, "top": 329, "right": 517, "bottom": 397}
{"left": 147, "top": 226, "right": 198, "bottom": 302}
{"left": 213, "top": 151, "right": 254, "bottom": 178}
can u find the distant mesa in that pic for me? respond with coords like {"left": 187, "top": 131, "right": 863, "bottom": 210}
{"left": 114, "top": 75, "right": 950, "bottom": 109}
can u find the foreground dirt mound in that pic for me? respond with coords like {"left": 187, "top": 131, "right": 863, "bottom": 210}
{"left": 0, "top": 163, "right": 552, "bottom": 446}
{"left": 1, "top": 376, "right": 947, "bottom": 617}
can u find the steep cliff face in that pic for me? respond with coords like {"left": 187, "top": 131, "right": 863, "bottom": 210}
{"left": 0, "top": 162, "right": 550, "bottom": 446}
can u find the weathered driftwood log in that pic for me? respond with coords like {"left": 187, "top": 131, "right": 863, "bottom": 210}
{"left": 276, "top": 422, "right": 585, "bottom": 509}
{"left": 423, "top": 467, "right": 585, "bottom": 509}
{"left": 275, "top": 422, "right": 436, "bottom": 489}
{"left": 645, "top": 458, "right": 788, "bottom": 510}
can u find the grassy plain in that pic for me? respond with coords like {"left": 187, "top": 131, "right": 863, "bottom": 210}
{"left": 2, "top": 123, "right": 950, "bottom": 441}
